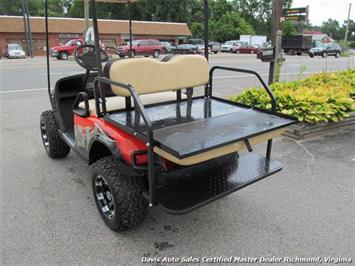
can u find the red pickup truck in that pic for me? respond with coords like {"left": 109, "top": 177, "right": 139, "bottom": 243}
{"left": 50, "top": 39, "right": 84, "bottom": 60}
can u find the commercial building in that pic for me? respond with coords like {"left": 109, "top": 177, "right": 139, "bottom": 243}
{"left": 0, "top": 16, "right": 191, "bottom": 55}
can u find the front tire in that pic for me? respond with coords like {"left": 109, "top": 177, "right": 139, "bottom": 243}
{"left": 335, "top": 52, "right": 340, "bottom": 58}
{"left": 322, "top": 52, "right": 327, "bottom": 58}
{"left": 92, "top": 156, "right": 148, "bottom": 232}
{"left": 59, "top": 51, "right": 68, "bottom": 60}
{"left": 40, "top": 110, "right": 70, "bottom": 158}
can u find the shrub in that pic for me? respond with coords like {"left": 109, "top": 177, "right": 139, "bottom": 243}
{"left": 230, "top": 70, "right": 355, "bottom": 124}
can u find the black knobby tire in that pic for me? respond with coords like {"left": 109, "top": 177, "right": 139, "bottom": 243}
{"left": 92, "top": 156, "right": 148, "bottom": 232}
{"left": 40, "top": 110, "right": 70, "bottom": 158}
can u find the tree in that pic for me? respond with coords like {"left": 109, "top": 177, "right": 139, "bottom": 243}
{"left": 191, "top": 22, "right": 203, "bottom": 38}
{"left": 234, "top": 0, "right": 293, "bottom": 37}
{"left": 210, "top": 11, "right": 254, "bottom": 42}
{"left": 321, "top": 19, "right": 342, "bottom": 40}
{"left": 282, "top": 21, "right": 297, "bottom": 36}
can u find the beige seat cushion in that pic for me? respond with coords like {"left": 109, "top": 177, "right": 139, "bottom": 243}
{"left": 107, "top": 55, "right": 209, "bottom": 97}
{"left": 154, "top": 128, "right": 285, "bottom": 166}
{"left": 79, "top": 91, "right": 186, "bottom": 116}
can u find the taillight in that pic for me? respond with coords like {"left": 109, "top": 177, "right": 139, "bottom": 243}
{"left": 134, "top": 153, "right": 148, "bottom": 165}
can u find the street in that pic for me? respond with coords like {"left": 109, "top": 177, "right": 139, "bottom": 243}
{"left": 1, "top": 53, "right": 354, "bottom": 97}
{"left": 0, "top": 54, "right": 354, "bottom": 265}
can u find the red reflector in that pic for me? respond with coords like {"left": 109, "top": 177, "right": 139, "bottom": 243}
{"left": 134, "top": 153, "right": 148, "bottom": 165}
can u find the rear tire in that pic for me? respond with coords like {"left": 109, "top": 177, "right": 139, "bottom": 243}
{"left": 40, "top": 110, "right": 70, "bottom": 158}
{"left": 322, "top": 52, "right": 327, "bottom": 58}
{"left": 59, "top": 51, "right": 68, "bottom": 60}
{"left": 92, "top": 156, "right": 148, "bottom": 232}
{"left": 153, "top": 50, "right": 160, "bottom": 58}
{"left": 335, "top": 52, "right": 340, "bottom": 58}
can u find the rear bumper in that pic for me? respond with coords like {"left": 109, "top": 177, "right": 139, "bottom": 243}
{"left": 7, "top": 55, "right": 26, "bottom": 59}
{"left": 116, "top": 49, "right": 128, "bottom": 56}
{"left": 50, "top": 50, "right": 59, "bottom": 57}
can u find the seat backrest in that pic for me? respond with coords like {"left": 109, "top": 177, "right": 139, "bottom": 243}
{"left": 105, "top": 55, "right": 209, "bottom": 97}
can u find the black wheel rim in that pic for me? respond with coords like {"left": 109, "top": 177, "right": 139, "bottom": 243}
{"left": 95, "top": 175, "right": 115, "bottom": 219}
{"left": 40, "top": 120, "right": 50, "bottom": 151}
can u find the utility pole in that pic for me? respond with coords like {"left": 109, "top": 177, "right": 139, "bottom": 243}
{"left": 269, "top": 0, "right": 282, "bottom": 85}
{"left": 84, "top": 0, "right": 90, "bottom": 35}
{"left": 22, "top": 0, "right": 31, "bottom": 56}
{"left": 24, "top": 0, "right": 33, "bottom": 57}
{"left": 344, "top": 3, "right": 352, "bottom": 43}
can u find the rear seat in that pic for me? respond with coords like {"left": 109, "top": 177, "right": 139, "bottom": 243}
{"left": 79, "top": 55, "right": 204, "bottom": 115}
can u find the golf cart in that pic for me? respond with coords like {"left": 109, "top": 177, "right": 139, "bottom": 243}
{"left": 40, "top": 0, "right": 296, "bottom": 232}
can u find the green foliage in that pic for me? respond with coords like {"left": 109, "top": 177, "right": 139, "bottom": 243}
{"left": 282, "top": 21, "right": 297, "bottom": 36}
{"left": 209, "top": 12, "right": 255, "bottom": 42}
{"left": 191, "top": 22, "right": 203, "bottom": 38}
{"left": 230, "top": 70, "right": 355, "bottom": 124}
{"left": 234, "top": 0, "right": 293, "bottom": 37}
{"left": 321, "top": 19, "right": 343, "bottom": 40}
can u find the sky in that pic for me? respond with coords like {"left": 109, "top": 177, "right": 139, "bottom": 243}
{"left": 291, "top": 0, "right": 354, "bottom": 26}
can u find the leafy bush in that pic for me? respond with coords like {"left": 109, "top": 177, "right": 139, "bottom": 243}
{"left": 230, "top": 70, "right": 355, "bottom": 124}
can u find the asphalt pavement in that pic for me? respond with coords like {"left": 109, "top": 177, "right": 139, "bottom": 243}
{"left": 1, "top": 53, "right": 354, "bottom": 97}
{"left": 0, "top": 54, "right": 354, "bottom": 265}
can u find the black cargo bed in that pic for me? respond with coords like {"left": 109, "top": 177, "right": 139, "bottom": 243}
{"left": 105, "top": 97, "right": 295, "bottom": 158}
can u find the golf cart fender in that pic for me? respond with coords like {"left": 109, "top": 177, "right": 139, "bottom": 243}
{"left": 88, "top": 137, "right": 141, "bottom": 177}
{"left": 74, "top": 114, "right": 147, "bottom": 166}
{"left": 88, "top": 134, "right": 120, "bottom": 162}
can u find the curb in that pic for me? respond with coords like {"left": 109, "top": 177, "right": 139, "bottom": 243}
{"left": 283, "top": 112, "right": 355, "bottom": 139}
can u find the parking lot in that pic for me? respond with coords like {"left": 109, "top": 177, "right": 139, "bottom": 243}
{"left": 1, "top": 54, "right": 354, "bottom": 265}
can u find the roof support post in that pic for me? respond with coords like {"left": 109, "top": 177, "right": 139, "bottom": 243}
{"left": 44, "top": 0, "right": 54, "bottom": 110}
{"left": 203, "top": 0, "right": 209, "bottom": 61}
{"left": 128, "top": 1, "right": 133, "bottom": 58}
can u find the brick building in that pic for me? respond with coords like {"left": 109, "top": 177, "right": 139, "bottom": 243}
{"left": 0, "top": 16, "right": 191, "bottom": 55}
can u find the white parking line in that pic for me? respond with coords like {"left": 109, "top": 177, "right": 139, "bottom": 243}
{"left": 0, "top": 70, "right": 338, "bottom": 94}
{"left": 0, "top": 88, "right": 48, "bottom": 94}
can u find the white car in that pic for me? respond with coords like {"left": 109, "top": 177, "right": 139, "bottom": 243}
{"left": 5, "top": 43, "right": 26, "bottom": 59}
{"left": 221, "top": 40, "right": 243, "bottom": 52}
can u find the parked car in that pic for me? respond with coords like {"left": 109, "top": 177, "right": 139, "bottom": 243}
{"left": 221, "top": 40, "right": 243, "bottom": 52}
{"left": 173, "top": 44, "right": 199, "bottom": 54}
{"left": 187, "top": 38, "right": 204, "bottom": 45}
{"left": 161, "top": 41, "right": 175, "bottom": 54}
{"left": 209, "top": 41, "right": 221, "bottom": 54}
{"left": 5, "top": 43, "right": 26, "bottom": 59}
{"left": 234, "top": 44, "right": 260, "bottom": 54}
{"left": 116, "top": 39, "right": 163, "bottom": 58}
{"left": 309, "top": 43, "right": 341, "bottom": 58}
{"left": 195, "top": 44, "right": 211, "bottom": 54}
{"left": 50, "top": 39, "right": 84, "bottom": 60}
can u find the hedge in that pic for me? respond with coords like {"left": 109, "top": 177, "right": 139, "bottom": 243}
{"left": 230, "top": 70, "right": 355, "bottom": 124}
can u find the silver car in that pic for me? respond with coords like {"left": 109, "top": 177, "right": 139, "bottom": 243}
{"left": 5, "top": 43, "right": 26, "bottom": 59}
{"left": 221, "top": 40, "right": 243, "bottom": 53}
